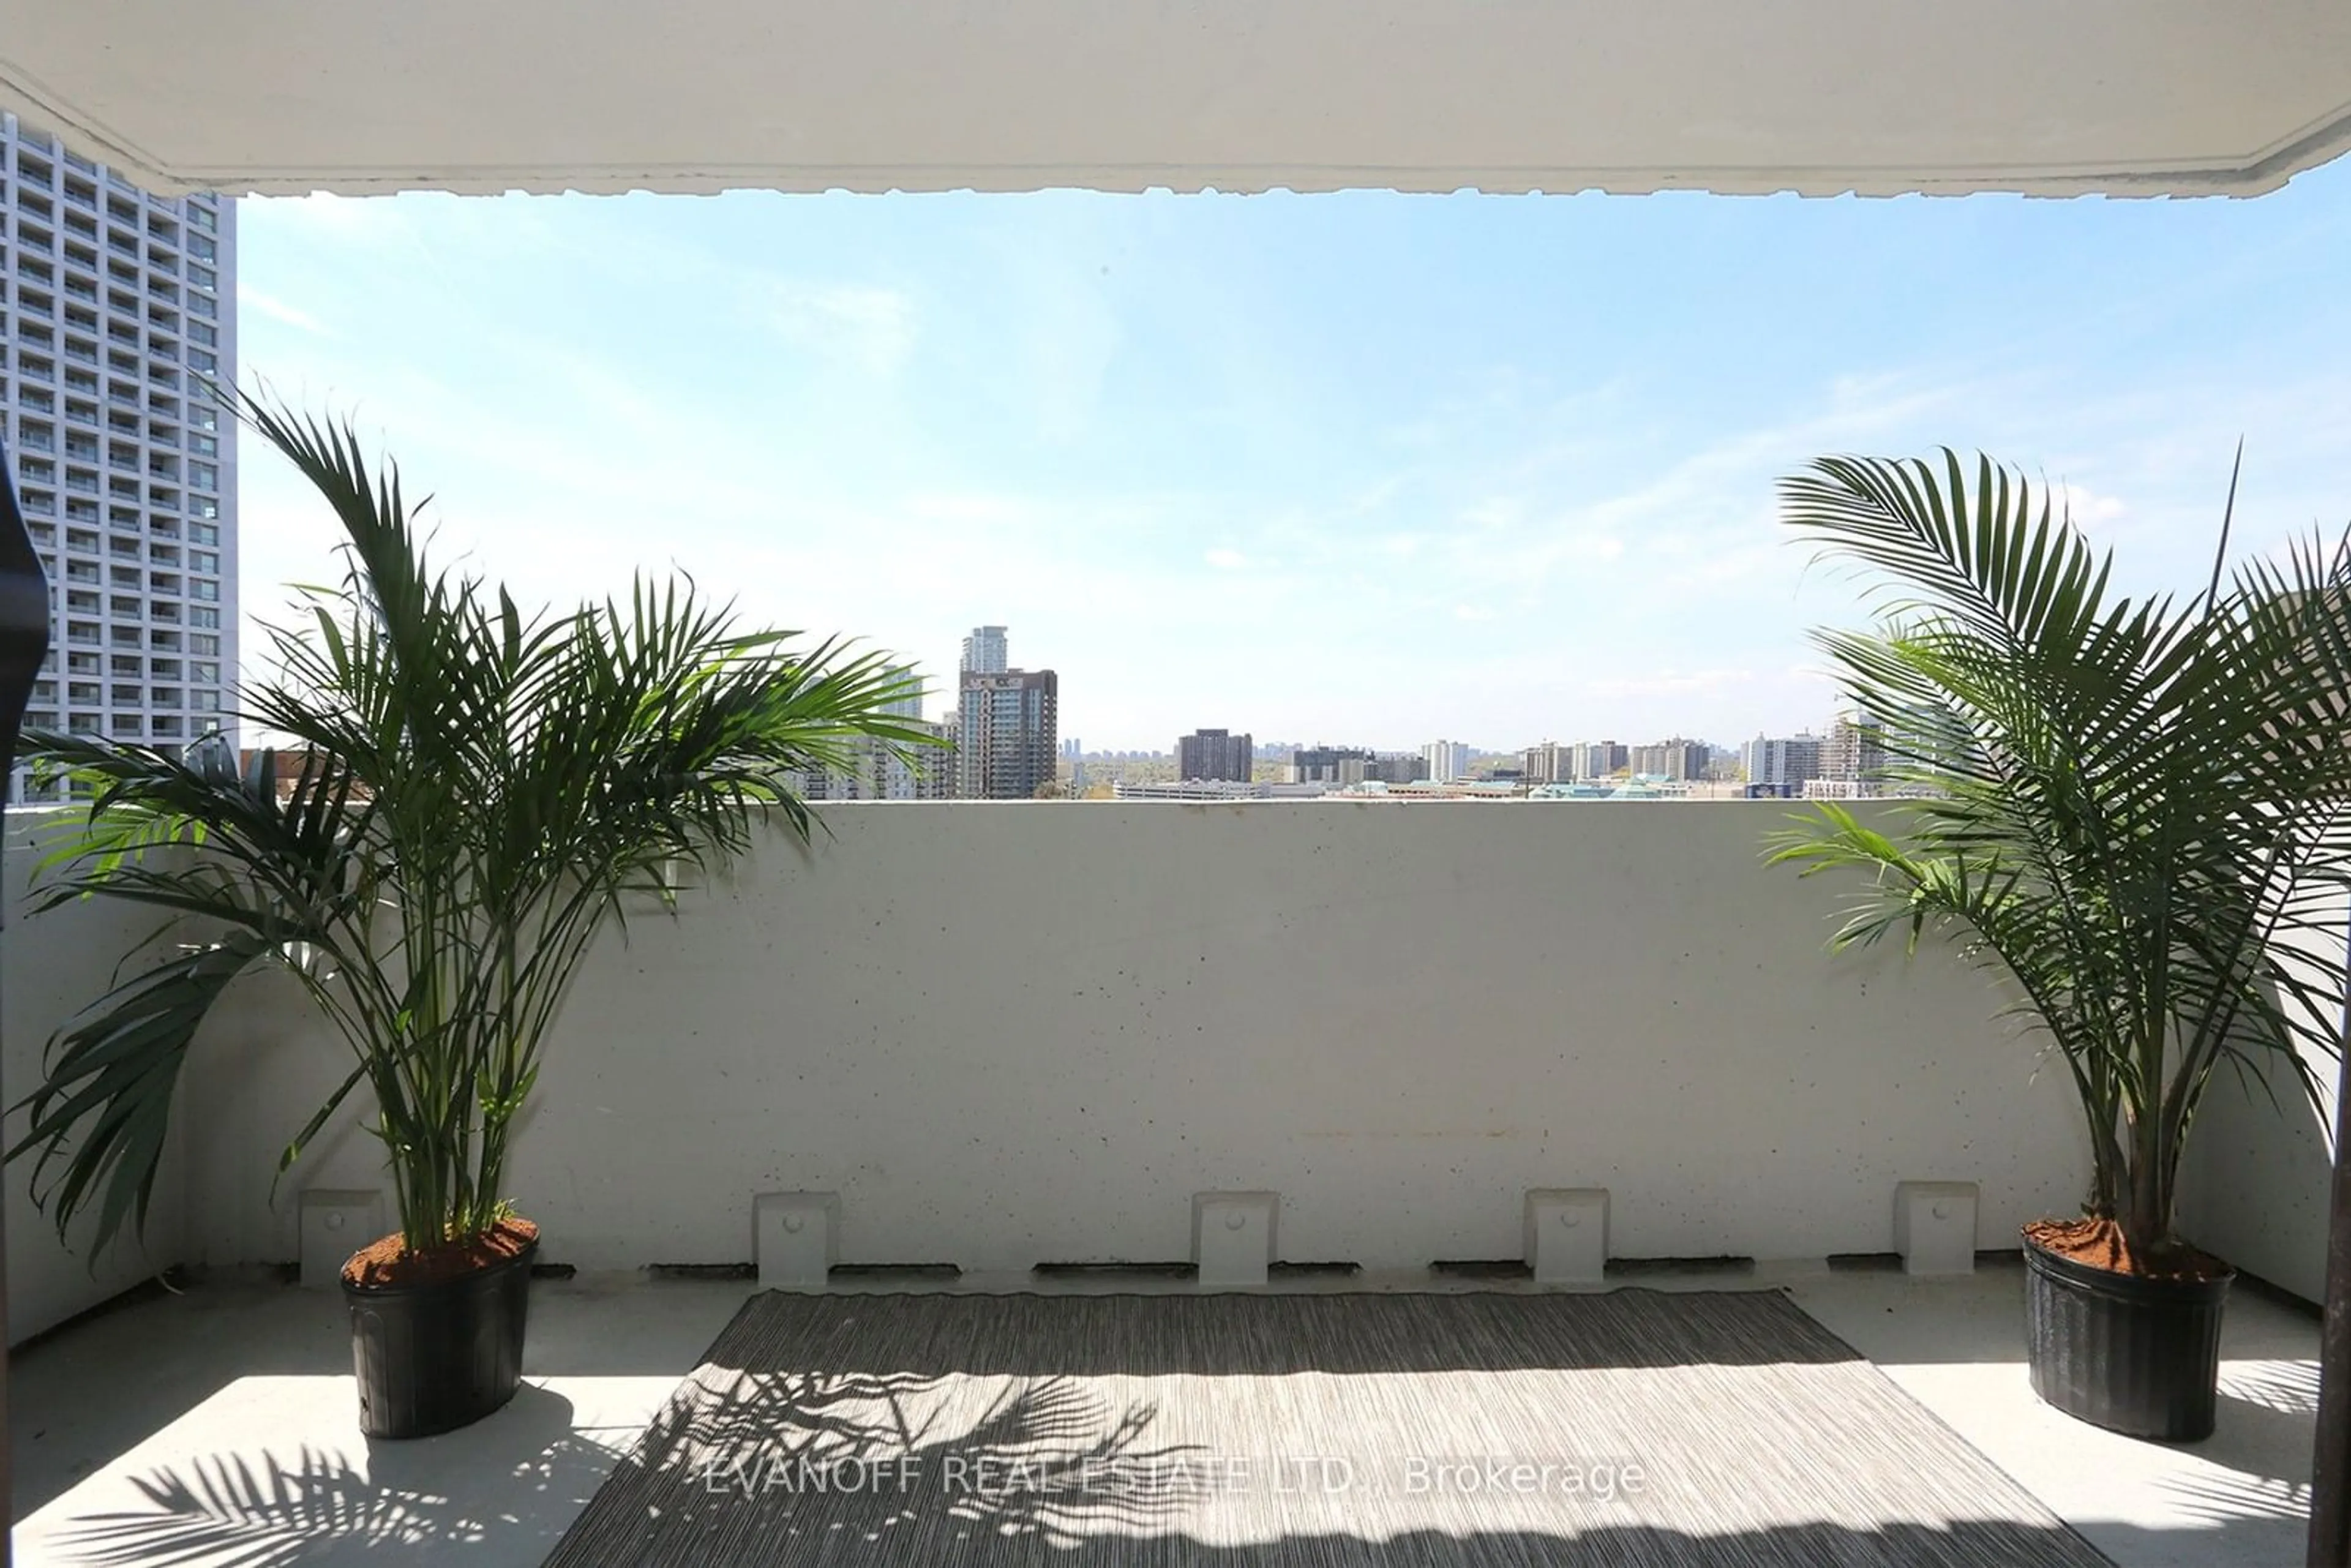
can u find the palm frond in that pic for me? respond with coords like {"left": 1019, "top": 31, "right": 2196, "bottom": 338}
{"left": 1769, "top": 452, "right": 2351, "bottom": 1254}
{"left": 15, "top": 392, "right": 946, "bottom": 1256}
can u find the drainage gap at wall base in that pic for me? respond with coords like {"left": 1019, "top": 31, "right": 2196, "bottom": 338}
{"left": 831, "top": 1262, "right": 962, "bottom": 1281}
{"left": 1605, "top": 1256, "right": 1756, "bottom": 1277}
{"left": 1033, "top": 1261, "right": 1198, "bottom": 1281}
{"left": 1431, "top": 1259, "right": 1534, "bottom": 1280}
{"left": 648, "top": 1262, "right": 757, "bottom": 1281}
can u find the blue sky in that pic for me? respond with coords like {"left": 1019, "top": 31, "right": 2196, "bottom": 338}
{"left": 234, "top": 166, "right": 2351, "bottom": 753}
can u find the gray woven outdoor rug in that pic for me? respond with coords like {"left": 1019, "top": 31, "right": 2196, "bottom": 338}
{"left": 544, "top": 1288, "right": 2111, "bottom": 1566}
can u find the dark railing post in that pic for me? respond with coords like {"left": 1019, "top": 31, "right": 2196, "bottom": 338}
{"left": 0, "top": 437, "right": 54, "bottom": 1566}
{"left": 2311, "top": 947, "right": 2351, "bottom": 1568}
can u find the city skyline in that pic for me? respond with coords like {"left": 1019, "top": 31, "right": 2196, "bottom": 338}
{"left": 898, "top": 639, "right": 1852, "bottom": 771}
{"left": 907, "top": 640, "right": 1867, "bottom": 767}
{"left": 899, "top": 639, "right": 1892, "bottom": 771}
{"left": 222, "top": 173, "right": 2351, "bottom": 751}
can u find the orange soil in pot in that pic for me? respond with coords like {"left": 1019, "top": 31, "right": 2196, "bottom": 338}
{"left": 2023, "top": 1217, "right": 2230, "bottom": 1283}
{"left": 340, "top": 1217, "right": 539, "bottom": 1289}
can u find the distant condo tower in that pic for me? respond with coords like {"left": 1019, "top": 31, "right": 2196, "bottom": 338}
{"left": 958, "top": 667, "right": 1058, "bottom": 798}
{"left": 1290, "top": 745, "right": 1375, "bottom": 784}
{"left": 961, "top": 624, "right": 1008, "bottom": 675}
{"left": 1630, "top": 738, "right": 1709, "bottom": 782}
{"left": 1422, "top": 739, "right": 1471, "bottom": 783}
{"left": 1570, "top": 741, "right": 1628, "bottom": 780}
{"left": 954, "top": 626, "right": 1052, "bottom": 797}
{"left": 882, "top": 661, "right": 923, "bottom": 719}
{"left": 1742, "top": 731, "right": 1825, "bottom": 790}
{"left": 1177, "top": 727, "right": 1253, "bottom": 782}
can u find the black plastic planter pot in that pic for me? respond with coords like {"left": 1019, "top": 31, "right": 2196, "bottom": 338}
{"left": 2023, "top": 1232, "right": 2232, "bottom": 1441}
{"left": 343, "top": 1235, "right": 538, "bottom": 1439}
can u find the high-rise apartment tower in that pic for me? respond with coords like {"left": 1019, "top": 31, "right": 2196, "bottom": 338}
{"left": 960, "top": 625, "right": 1008, "bottom": 675}
{"left": 2, "top": 113, "right": 238, "bottom": 797}
{"left": 958, "top": 667, "right": 1058, "bottom": 798}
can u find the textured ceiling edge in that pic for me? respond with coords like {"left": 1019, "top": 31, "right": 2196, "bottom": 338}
{"left": 1, "top": 67, "right": 2346, "bottom": 201}
{"left": 0, "top": 64, "right": 195, "bottom": 193}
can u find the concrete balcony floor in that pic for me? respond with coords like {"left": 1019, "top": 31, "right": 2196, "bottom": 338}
{"left": 9, "top": 1262, "right": 2320, "bottom": 1567}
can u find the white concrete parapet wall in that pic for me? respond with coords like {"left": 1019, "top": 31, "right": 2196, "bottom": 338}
{"left": 4, "top": 816, "right": 192, "bottom": 1340}
{"left": 7, "top": 801, "right": 2141, "bottom": 1313}
{"left": 2180, "top": 876, "right": 2347, "bottom": 1305}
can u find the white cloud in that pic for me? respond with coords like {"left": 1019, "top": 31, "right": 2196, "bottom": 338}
{"left": 238, "top": 285, "right": 328, "bottom": 336}
{"left": 2050, "top": 481, "right": 2128, "bottom": 527}
{"left": 756, "top": 282, "right": 919, "bottom": 377}
{"left": 1205, "top": 548, "right": 1248, "bottom": 570}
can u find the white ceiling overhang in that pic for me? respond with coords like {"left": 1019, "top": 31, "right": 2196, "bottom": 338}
{"left": 2, "top": 2, "right": 2349, "bottom": 198}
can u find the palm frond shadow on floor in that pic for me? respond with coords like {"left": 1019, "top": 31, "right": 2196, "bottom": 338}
{"left": 44, "top": 1382, "right": 614, "bottom": 1568}
{"left": 544, "top": 1289, "right": 2121, "bottom": 1568}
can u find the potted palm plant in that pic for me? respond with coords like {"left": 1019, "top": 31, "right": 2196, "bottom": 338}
{"left": 10, "top": 399, "right": 939, "bottom": 1438}
{"left": 1768, "top": 451, "right": 2351, "bottom": 1442}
